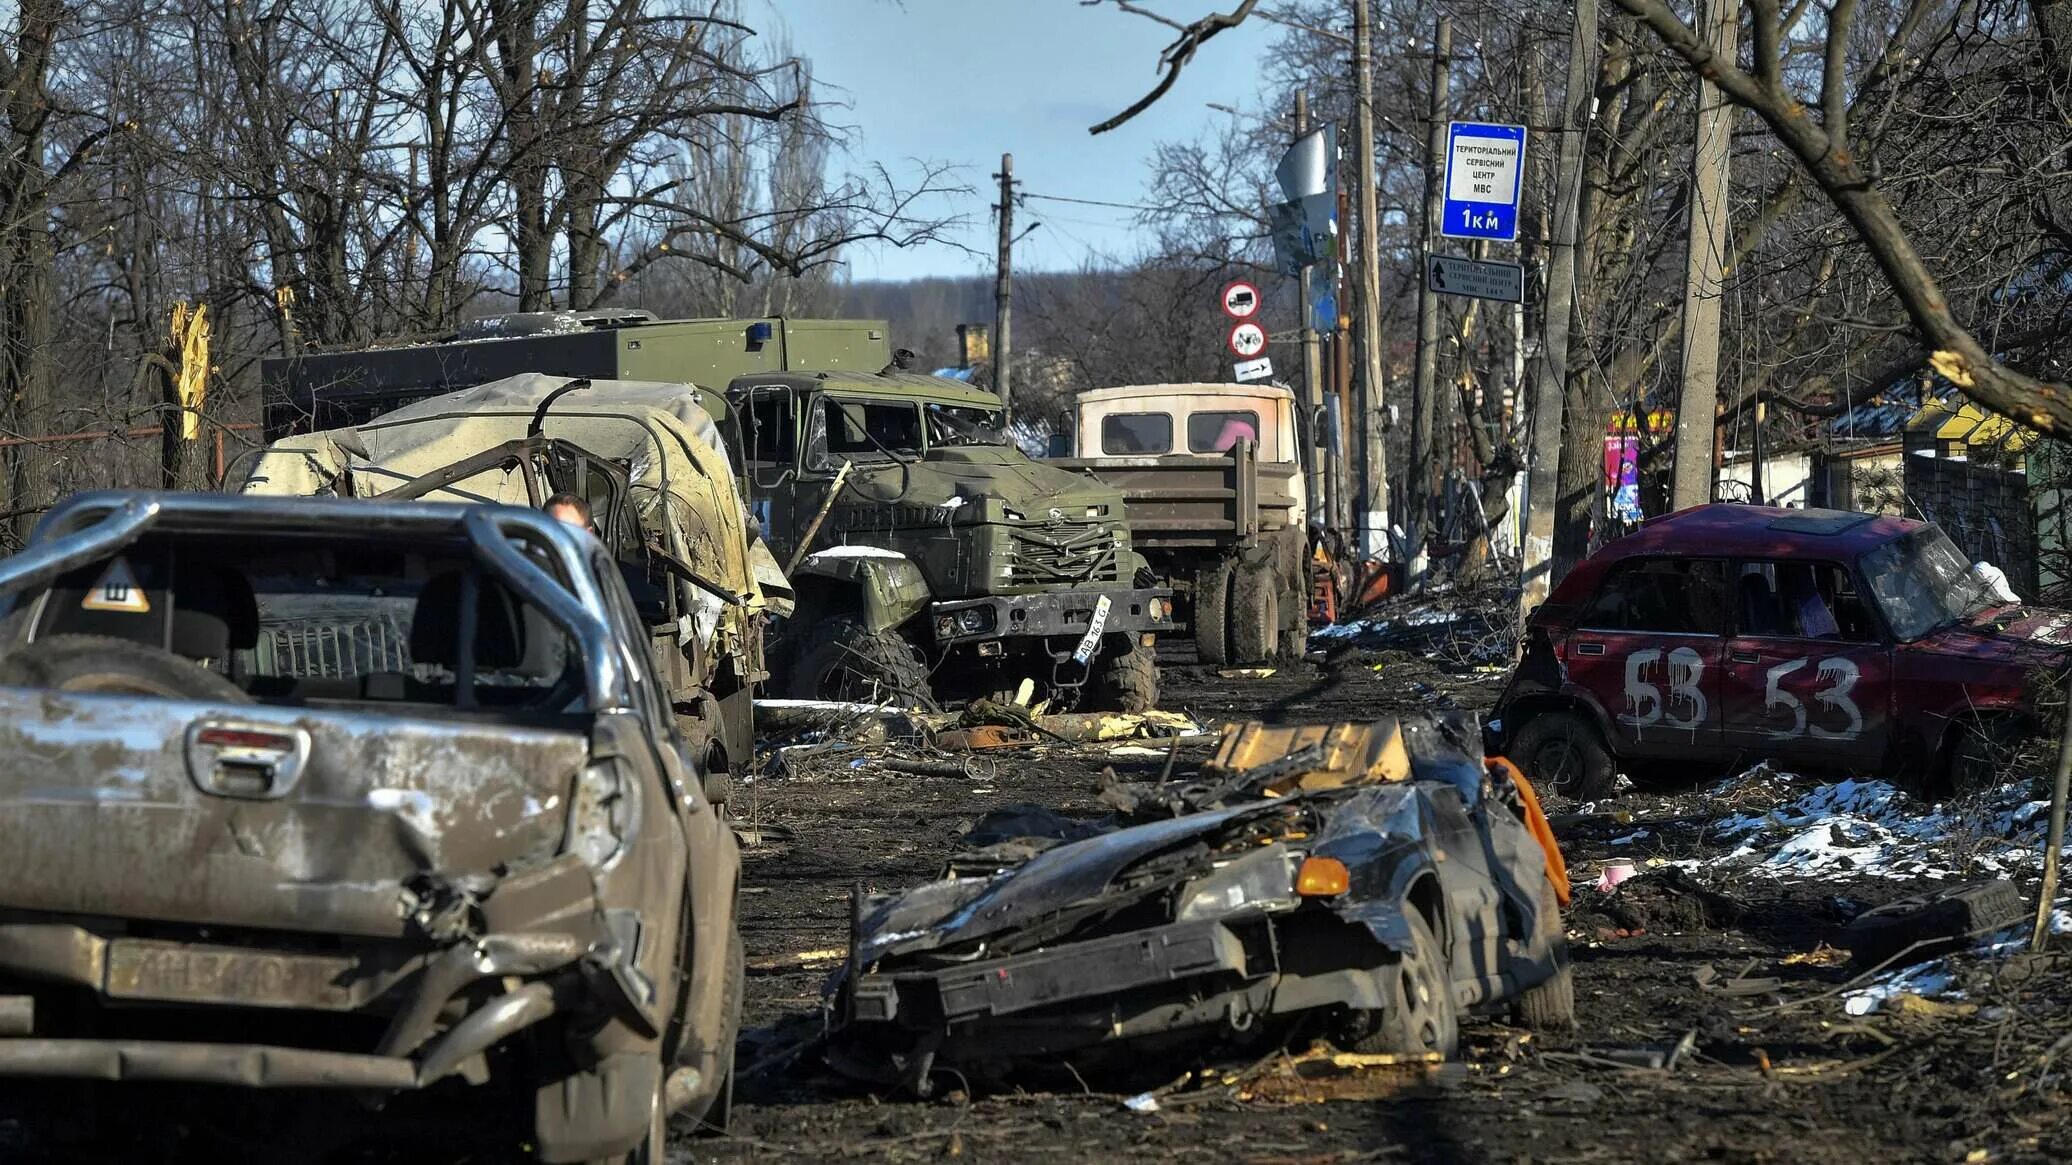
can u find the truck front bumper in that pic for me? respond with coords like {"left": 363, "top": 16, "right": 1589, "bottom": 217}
{"left": 926, "top": 586, "right": 1175, "bottom": 646}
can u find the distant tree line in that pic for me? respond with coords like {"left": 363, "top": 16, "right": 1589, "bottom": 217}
{"left": 0, "top": 0, "right": 958, "bottom": 534}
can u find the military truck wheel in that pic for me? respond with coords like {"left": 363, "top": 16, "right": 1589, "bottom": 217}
{"left": 0, "top": 633, "right": 251, "bottom": 703}
{"left": 1085, "top": 640, "right": 1158, "bottom": 712}
{"left": 1276, "top": 576, "right": 1310, "bottom": 661}
{"left": 1230, "top": 562, "right": 1278, "bottom": 664}
{"left": 790, "top": 617, "right": 931, "bottom": 707}
{"left": 1194, "top": 559, "right": 1234, "bottom": 664}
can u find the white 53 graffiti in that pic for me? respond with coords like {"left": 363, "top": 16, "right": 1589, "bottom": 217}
{"left": 1763, "top": 657, "right": 1863, "bottom": 741}
{"left": 1619, "top": 650, "right": 1864, "bottom": 741}
{"left": 1620, "top": 647, "right": 1707, "bottom": 729}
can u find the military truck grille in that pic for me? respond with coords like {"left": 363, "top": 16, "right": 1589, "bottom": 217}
{"left": 1005, "top": 520, "right": 1120, "bottom": 586}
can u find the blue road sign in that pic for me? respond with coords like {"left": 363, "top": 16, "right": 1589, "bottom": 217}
{"left": 1441, "top": 121, "right": 1526, "bottom": 242}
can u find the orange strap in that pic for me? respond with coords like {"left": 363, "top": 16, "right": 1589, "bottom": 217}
{"left": 1488, "top": 756, "right": 1570, "bottom": 906}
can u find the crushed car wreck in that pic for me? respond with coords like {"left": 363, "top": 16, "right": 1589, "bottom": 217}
{"left": 826, "top": 717, "right": 1572, "bottom": 1093}
{"left": 0, "top": 491, "right": 740, "bottom": 1163}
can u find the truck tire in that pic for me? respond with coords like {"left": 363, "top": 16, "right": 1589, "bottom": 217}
{"left": 0, "top": 634, "right": 251, "bottom": 703}
{"left": 1194, "top": 559, "right": 1234, "bottom": 664}
{"left": 1230, "top": 561, "right": 1278, "bottom": 664}
{"left": 1085, "top": 641, "right": 1159, "bottom": 712}
{"left": 1507, "top": 711, "right": 1616, "bottom": 801}
{"left": 1513, "top": 875, "right": 1576, "bottom": 1030}
{"left": 789, "top": 617, "right": 930, "bottom": 707}
{"left": 1351, "top": 908, "right": 1459, "bottom": 1058}
{"left": 1843, "top": 880, "right": 2025, "bottom": 968}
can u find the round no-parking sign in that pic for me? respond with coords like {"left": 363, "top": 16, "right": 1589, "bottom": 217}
{"left": 1227, "top": 321, "right": 1267, "bottom": 358}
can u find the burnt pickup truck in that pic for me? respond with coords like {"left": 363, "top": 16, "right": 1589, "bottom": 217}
{"left": 0, "top": 491, "right": 739, "bottom": 1162}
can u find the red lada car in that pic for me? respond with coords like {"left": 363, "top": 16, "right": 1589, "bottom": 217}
{"left": 1492, "top": 504, "right": 2071, "bottom": 799}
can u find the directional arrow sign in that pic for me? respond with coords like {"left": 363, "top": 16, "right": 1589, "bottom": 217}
{"left": 1425, "top": 253, "right": 1524, "bottom": 304}
{"left": 1227, "top": 321, "right": 1268, "bottom": 359}
{"left": 1442, "top": 121, "right": 1526, "bottom": 242}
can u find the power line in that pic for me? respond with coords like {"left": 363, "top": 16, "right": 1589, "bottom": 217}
{"left": 1019, "top": 189, "right": 1168, "bottom": 212}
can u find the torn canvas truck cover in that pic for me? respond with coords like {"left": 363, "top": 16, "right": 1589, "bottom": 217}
{"left": 830, "top": 716, "right": 1572, "bottom": 1091}
{"left": 0, "top": 492, "right": 740, "bottom": 1162}
{"left": 237, "top": 372, "right": 780, "bottom": 659}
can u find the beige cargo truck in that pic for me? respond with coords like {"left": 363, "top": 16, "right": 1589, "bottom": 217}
{"left": 1051, "top": 383, "right": 1309, "bottom": 664}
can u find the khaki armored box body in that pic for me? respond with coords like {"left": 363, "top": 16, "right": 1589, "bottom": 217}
{"left": 261, "top": 313, "right": 893, "bottom": 440}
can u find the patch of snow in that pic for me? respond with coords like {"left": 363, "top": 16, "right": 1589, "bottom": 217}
{"left": 1682, "top": 771, "right": 2063, "bottom": 882}
{"left": 1843, "top": 959, "right": 1958, "bottom": 1015}
{"left": 805, "top": 545, "right": 907, "bottom": 562}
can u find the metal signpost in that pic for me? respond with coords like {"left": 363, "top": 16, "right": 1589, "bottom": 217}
{"left": 1425, "top": 254, "right": 1525, "bottom": 303}
{"left": 1441, "top": 121, "right": 1526, "bottom": 242}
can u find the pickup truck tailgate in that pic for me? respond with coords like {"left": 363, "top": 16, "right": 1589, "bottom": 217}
{"left": 0, "top": 687, "right": 587, "bottom": 938}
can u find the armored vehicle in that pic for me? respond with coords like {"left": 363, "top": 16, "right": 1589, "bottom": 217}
{"left": 0, "top": 491, "right": 740, "bottom": 1161}
{"left": 263, "top": 316, "right": 1173, "bottom": 711}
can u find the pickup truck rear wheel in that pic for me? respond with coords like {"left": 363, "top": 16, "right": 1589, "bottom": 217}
{"left": 0, "top": 633, "right": 250, "bottom": 703}
{"left": 1194, "top": 560, "right": 1234, "bottom": 664}
{"left": 1508, "top": 711, "right": 1616, "bottom": 801}
{"left": 1230, "top": 562, "right": 1278, "bottom": 664}
{"left": 790, "top": 617, "right": 931, "bottom": 707}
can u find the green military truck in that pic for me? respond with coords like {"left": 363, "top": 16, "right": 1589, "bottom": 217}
{"left": 264, "top": 313, "right": 1173, "bottom": 711}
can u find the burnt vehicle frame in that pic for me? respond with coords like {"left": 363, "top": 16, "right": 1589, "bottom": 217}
{"left": 829, "top": 720, "right": 1571, "bottom": 1092}
{"left": 0, "top": 491, "right": 740, "bottom": 1163}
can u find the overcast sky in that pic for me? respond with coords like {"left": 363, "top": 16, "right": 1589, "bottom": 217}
{"left": 758, "top": 0, "right": 1269, "bottom": 282}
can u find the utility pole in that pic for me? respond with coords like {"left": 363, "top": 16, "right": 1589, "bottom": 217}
{"left": 993, "top": 152, "right": 1015, "bottom": 422}
{"left": 1408, "top": 16, "right": 1451, "bottom": 591}
{"left": 1352, "top": 0, "right": 1389, "bottom": 561}
{"left": 1520, "top": 0, "right": 1599, "bottom": 623}
{"left": 1669, "top": 0, "right": 1739, "bottom": 510}
{"left": 1295, "top": 91, "right": 1326, "bottom": 529}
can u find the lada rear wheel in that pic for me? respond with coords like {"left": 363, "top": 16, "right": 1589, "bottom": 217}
{"left": 1509, "top": 711, "right": 1617, "bottom": 801}
{"left": 1513, "top": 876, "right": 1576, "bottom": 1030}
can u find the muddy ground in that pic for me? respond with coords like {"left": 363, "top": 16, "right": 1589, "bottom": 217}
{"left": 690, "top": 643, "right": 2072, "bottom": 1165}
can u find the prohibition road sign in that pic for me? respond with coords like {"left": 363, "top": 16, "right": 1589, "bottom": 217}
{"left": 1228, "top": 320, "right": 1268, "bottom": 358}
{"left": 1220, "top": 280, "right": 1261, "bottom": 319}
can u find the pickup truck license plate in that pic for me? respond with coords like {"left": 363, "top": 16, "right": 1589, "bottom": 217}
{"left": 1072, "top": 595, "right": 1114, "bottom": 664}
{"left": 105, "top": 939, "right": 358, "bottom": 1010}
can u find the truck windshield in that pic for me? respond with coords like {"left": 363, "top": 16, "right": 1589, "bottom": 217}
{"left": 825, "top": 398, "right": 922, "bottom": 457}
{"left": 924, "top": 403, "right": 1008, "bottom": 447}
{"left": 1858, "top": 526, "right": 1992, "bottom": 641}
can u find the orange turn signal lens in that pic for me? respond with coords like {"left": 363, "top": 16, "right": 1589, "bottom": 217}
{"left": 1295, "top": 856, "right": 1350, "bottom": 897}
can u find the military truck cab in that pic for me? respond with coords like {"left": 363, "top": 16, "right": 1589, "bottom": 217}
{"left": 725, "top": 371, "right": 1173, "bottom": 711}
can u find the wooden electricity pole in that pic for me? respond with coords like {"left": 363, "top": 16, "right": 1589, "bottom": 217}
{"left": 1520, "top": 0, "right": 1599, "bottom": 623}
{"left": 1409, "top": 17, "right": 1452, "bottom": 591}
{"left": 1352, "top": 0, "right": 1390, "bottom": 560}
{"left": 1670, "top": 0, "right": 1739, "bottom": 510}
{"left": 993, "top": 152, "right": 1015, "bottom": 421}
{"left": 1295, "top": 92, "right": 1326, "bottom": 528}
